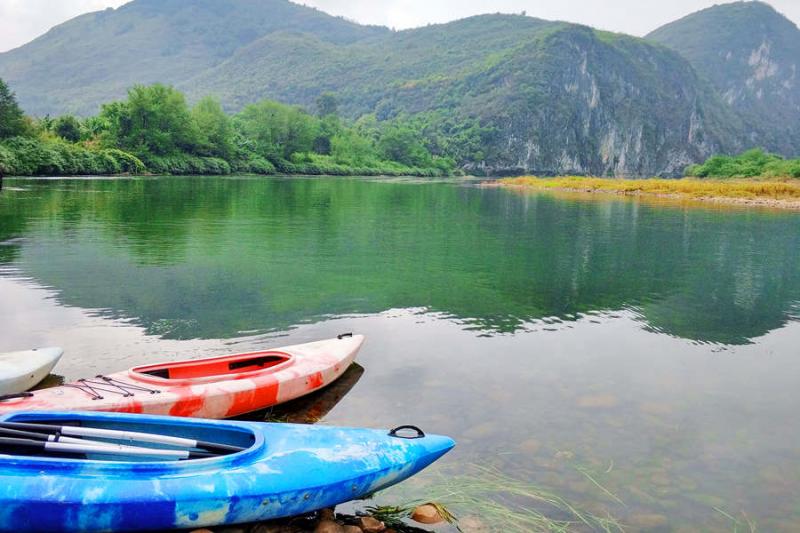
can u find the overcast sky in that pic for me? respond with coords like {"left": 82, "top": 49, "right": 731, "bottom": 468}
{"left": 1, "top": 0, "right": 798, "bottom": 53}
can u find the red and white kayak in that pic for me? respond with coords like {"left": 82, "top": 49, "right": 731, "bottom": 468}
{"left": 0, "top": 335, "right": 363, "bottom": 419}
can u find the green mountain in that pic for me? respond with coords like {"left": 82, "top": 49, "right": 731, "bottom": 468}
{"left": 4, "top": 0, "right": 797, "bottom": 175}
{"left": 648, "top": 1, "right": 800, "bottom": 155}
{"left": 0, "top": 0, "right": 386, "bottom": 116}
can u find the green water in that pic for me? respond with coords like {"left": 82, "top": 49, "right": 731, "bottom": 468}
{"left": 1, "top": 176, "right": 799, "bottom": 531}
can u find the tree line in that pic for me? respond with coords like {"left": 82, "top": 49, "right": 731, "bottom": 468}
{"left": 0, "top": 78, "right": 456, "bottom": 177}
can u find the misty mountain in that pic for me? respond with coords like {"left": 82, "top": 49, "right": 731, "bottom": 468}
{"left": 1, "top": 0, "right": 797, "bottom": 175}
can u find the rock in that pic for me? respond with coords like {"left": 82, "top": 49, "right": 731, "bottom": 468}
{"left": 342, "top": 527, "right": 362, "bottom": 533}
{"left": 318, "top": 508, "right": 336, "bottom": 522}
{"left": 462, "top": 422, "right": 496, "bottom": 439}
{"left": 518, "top": 438, "right": 541, "bottom": 454}
{"left": 411, "top": 504, "right": 444, "bottom": 524}
{"left": 554, "top": 450, "right": 575, "bottom": 460}
{"left": 628, "top": 513, "right": 669, "bottom": 530}
{"left": 575, "top": 394, "right": 619, "bottom": 409}
{"left": 249, "top": 525, "right": 297, "bottom": 533}
{"left": 358, "top": 516, "right": 385, "bottom": 533}
{"left": 458, "top": 515, "right": 490, "bottom": 532}
{"left": 314, "top": 520, "right": 344, "bottom": 533}
{"left": 189, "top": 530, "right": 215, "bottom": 533}
{"left": 639, "top": 402, "right": 673, "bottom": 416}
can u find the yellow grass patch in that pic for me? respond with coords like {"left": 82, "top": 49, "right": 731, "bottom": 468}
{"left": 499, "top": 176, "right": 800, "bottom": 202}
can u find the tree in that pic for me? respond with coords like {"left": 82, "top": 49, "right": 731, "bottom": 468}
{"left": 101, "top": 84, "right": 201, "bottom": 156}
{"left": 315, "top": 92, "right": 339, "bottom": 117}
{"left": 0, "top": 78, "right": 26, "bottom": 139}
{"left": 192, "top": 97, "right": 234, "bottom": 159}
{"left": 377, "top": 124, "right": 433, "bottom": 167}
{"left": 236, "top": 100, "right": 319, "bottom": 161}
{"left": 53, "top": 115, "right": 82, "bottom": 143}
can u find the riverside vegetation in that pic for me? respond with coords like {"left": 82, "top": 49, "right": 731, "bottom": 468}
{"left": 0, "top": 79, "right": 455, "bottom": 178}
{"left": 499, "top": 149, "right": 800, "bottom": 208}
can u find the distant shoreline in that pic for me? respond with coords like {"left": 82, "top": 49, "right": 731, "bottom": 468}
{"left": 490, "top": 176, "right": 800, "bottom": 210}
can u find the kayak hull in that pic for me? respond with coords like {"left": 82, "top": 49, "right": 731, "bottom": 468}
{"left": 0, "top": 347, "right": 63, "bottom": 395}
{"left": 0, "top": 410, "right": 454, "bottom": 532}
{"left": 0, "top": 336, "right": 362, "bottom": 418}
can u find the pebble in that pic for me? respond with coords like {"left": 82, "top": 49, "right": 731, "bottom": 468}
{"left": 318, "top": 508, "right": 336, "bottom": 522}
{"left": 342, "top": 527, "right": 362, "bottom": 533}
{"left": 358, "top": 516, "right": 385, "bottom": 533}
{"left": 458, "top": 515, "right": 490, "bottom": 532}
{"left": 628, "top": 513, "right": 669, "bottom": 530}
{"left": 249, "top": 525, "right": 298, "bottom": 533}
{"left": 314, "top": 519, "right": 344, "bottom": 533}
{"left": 517, "top": 438, "right": 541, "bottom": 454}
{"left": 411, "top": 503, "right": 444, "bottom": 524}
{"left": 575, "top": 393, "right": 619, "bottom": 409}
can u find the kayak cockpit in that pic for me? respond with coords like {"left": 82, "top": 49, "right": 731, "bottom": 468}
{"left": 131, "top": 350, "right": 292, "bottom": 381}
{"left": 0, "top": 413, "right": 257, "bottom": 463}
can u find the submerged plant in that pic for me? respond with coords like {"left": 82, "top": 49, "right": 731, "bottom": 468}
{"left": 372, "top": 463, "right": 624, "bottom": 532}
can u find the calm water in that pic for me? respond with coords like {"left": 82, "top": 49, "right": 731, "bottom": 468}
{"left": 1, "top": 176, "right": 799, "bottom": 531}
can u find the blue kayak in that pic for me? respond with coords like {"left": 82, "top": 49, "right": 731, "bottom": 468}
{"left": 0, "top": 411, "right": 455, "bottom": 532}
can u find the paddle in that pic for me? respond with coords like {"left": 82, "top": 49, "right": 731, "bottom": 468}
{"left": 0, "top": 392, "right": 33, "bottom": 402}
{"left": 0, "top": 422, "right": 246, "bottom": 454}
{"left": 0, "top": 427, "right": 215, "bottom": 459}
{"left": 0, "top": 435, "right": 216, "bottom": 459}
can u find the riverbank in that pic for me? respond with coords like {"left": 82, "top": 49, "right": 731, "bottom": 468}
{"left": 494, "top": 176, "right": 800, "bottom": 209}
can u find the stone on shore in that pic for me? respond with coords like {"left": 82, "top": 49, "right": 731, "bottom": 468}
{"left": 314, "top": 519, "right": 344, "bottom": 533}
{"left": 358, "top": 516, "right": 386, "bottom": 532}
{"left": 411, "top": 503, "right": 445, "bottom": 524}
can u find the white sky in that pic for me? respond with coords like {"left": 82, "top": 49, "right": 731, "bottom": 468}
{"left": 1, "top": 0, "right": 798, "bottom": 53}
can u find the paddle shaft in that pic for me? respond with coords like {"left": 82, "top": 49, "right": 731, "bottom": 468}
{"left": 0, "top": 427, "right": 213, "bottom": 458}
{"left": 0, "top": 436, "right": 214, "bottom": 459}
{"left": 0, "top": 422, "right": 244, "bottom": 454}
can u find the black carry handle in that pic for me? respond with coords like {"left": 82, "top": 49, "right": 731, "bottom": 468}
{"left": 388, "top": 425, "right": 426, "bottom": 439}
{"left": 337, "top": 332, "right": 353, "bottom": 340}
{"left": 0, "top": 392, "right": 33, "bottom": 402}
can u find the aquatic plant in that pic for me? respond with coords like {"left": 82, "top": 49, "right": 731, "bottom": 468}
{"left": 375, "top": 464, "right": 624, "bottom": 532}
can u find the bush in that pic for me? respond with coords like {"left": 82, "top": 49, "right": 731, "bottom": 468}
{"left": 141, "top": 154, "right": 232, "bottom": 175}
{"left": 103, "top": 149, "right": 145, "bottom": 174}
{"left": 687, "top": 149, "right": 799, "bottom": 179}
{"left": 0, "top": 137, "right": 145, "bottom": 176}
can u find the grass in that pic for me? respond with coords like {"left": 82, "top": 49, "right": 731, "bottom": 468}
{"left": 375, "top": 463, "right": 624, "bottom": 532}
{"left": 499, "top": 176, "right": 800, "bottom": 204}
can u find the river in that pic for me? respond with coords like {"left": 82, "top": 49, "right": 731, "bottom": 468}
{"left": 1, "top": 176, "right": 799, "bottom": 531}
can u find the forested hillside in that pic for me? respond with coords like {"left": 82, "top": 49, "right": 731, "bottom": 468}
{"left": 1, "top": 0, "right": 798, "bottom": 176}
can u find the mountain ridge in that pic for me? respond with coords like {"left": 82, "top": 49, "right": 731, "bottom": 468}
{"left": 0, "top": 0, "right": 797, "bottom": 175}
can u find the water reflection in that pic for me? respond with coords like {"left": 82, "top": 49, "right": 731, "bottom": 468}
{"left": 1, "top": 177, "right": 798, "bottom": 345}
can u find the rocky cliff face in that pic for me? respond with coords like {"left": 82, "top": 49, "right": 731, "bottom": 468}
{"left": 459, "top": 27, "right": 740, "bottom": 176}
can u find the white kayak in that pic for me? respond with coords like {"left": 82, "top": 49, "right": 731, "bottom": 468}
{"left": 0, "top": 347, "right": 63, "bottom": 396}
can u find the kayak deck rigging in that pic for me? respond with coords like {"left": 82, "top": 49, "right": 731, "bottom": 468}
{"left": 63, "top": 376, "right": 162, "bottom": 400}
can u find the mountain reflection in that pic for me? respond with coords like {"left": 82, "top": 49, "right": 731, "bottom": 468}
{"left": 1, "top": 177, "right": 799, "bottom": 344}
